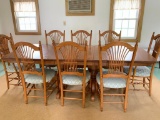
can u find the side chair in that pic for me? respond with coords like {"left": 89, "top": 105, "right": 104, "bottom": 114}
{"left": 0, "top": 34, "right": 21, "bottom": 89}
{"left": 71, "top": 30, "right": 92, "bottom": 46}
{"left": 53, "top": 41, "right": 90, "bottom": 108}
{"left": 44, "top": 30, "right": 65, "bottom": 70}
{"left": 10, "top": 41, "right": 57, "bottom": 105}
{"left": 96, "top": 41, "right": 138, "bottom": 112}
{"left": 99, "top": 30, "right": 121, "bottom": 45}
{"left": 124, "top": 32, "right": 160, "bottom": 96}
{"left": 148, "top": 32, "right": 160, "bottom": 68}
{"left": 45, "top": 30, "right": 65, "bottom": 45}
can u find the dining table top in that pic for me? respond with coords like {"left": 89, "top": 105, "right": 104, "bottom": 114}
{"left": 2, "top": 44, "right": 157, "bottom": 66}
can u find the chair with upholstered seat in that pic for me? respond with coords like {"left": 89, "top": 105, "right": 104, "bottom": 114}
{"left": 71, "top": 30, "right": 92, "bottom": 46}
{"left": 10, "top": 41, "right": 57, "bottom": 105}
{"left": 124, "top": 32, "right": 160, "bottom": 96}
{"left": 53, "top": 41, "right": 90, "bottom": 108}
{"left": 45, "top": 30, "right": 65, "bottom": 45}
{"left": 0, "top": 34, "right": 21, "bottom": 89}
{"left": 96, "top": 41, "right": 138, "bottom": 112}
{"left": 44, "top": 30, "right": 65, "bottom": 70}
{"left": 99, "top": 30, "right": 121, "bottom": 45}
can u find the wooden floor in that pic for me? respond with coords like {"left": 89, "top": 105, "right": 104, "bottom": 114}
{"left": 0, "top": 75, "right": 160, "bottom": 120}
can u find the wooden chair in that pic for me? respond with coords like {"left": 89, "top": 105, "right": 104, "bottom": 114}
{"left": 45, "top": 30, "right": 65, "bottom": 69}
{"left": 148, "top": 32, "right": 160, "bottom": 68}
{"left": 124, "top": 32, "right": 160, "bottom": 96}
{"left": 99, "top": 30, "right": 121, "bottom": 45}
{"left": 0, "top": 34, "right": 21, "bottom": 89}
{"left": 45, "top": 30, "right": 65, "bottom": 45}
{"left": 71, "top": 30, "right": 92, "bottom": 46}
{"left": 96, "top": 41, "right": 138, "bottom": 112}
{"left": 10, "top": 41, "right": 57, "bottom": 105}
{"left": 53, "top": 41, "right": 90, "bottom": 108}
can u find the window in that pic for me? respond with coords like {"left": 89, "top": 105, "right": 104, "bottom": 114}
{"left": 109, "top": 0, "right": 145, "bottom": 42}
{"left": 10, "top": 0, "right": 41, "bottom": 35}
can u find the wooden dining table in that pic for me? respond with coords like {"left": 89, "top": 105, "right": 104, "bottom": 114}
{"left": 2, "top": 44, "right": 157, "bottom": 101}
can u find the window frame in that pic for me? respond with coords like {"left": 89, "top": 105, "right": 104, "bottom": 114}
{"left": 109, "top": 0, "right": 145, "bottom": 42}
{"left": 10, "top": 0, "right": 41, "bottom": 35}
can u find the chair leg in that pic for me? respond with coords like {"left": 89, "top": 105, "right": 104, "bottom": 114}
{"left": 23, "top": 87, "right": 28, "bottom": 104}
{"left": 100, "top": 87, "right": 103, "bottom": 111}
{"left": 124, "top": 89, "right": 128, "bottom": 112}
{"left": 21, "top": 79, "right": 28, "bottom": 104}
{"left": 82, "top": 83, "right": 86, "bottom": 108}
{"left": 56, "top": 80, "right": 61, "bottom": 99}
{"left": 143, "top": 77, "right": 145, "bottom": 87}
{"left": 56, "top": 73, "right": 60, "bottom": 99}
{"left": 149, "top": 77, "right": 152, "bottom": 96}
{"left": 44, "top": 83, "right": 47, "bottom": 106}
{"left": 5, "top": 73, "right": 9, "bottom": 89}
{"left": 61, "top": 84, "right": 64, "bottom": 106}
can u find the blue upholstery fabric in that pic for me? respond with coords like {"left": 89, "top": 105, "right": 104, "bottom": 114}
{"left": 96, "top": 71, "right": 126, "bottom": 88}
{"left": 24, "top": 68, "right": 56, "bottom": 84}
{"left": 62, "top": 70, "right": 90, "bottom": 85}
{"left": 124, "top": 66, "right": 151, "bottom": 77}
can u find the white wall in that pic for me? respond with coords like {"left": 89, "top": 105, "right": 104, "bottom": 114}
{"left": 0, "top": 0, "right": 160, "bottom": 48}
{"left": 0, "top": 19, "right": 2, "bottom": 33}
{"left": 0, "top": 0, "right": 2, "bottom": 33}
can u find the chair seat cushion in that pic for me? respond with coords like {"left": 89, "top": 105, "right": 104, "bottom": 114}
{"left": 45, "top": 65, "right": 58, "bottom": 71}
{"left": 24, "top": 68, "right": 56, "bottom": 84}
{"left": 62, "top": 70, "right": 90, "bottom": 85}
{"left": 96, "top": 71, "right": 126, "bottom": 88}
{"left": 124, "top": 66, "right": 150, "bottom": 77}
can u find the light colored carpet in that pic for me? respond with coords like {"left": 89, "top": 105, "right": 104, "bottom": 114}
{"left": 0, "top": 75, "right": 160, "bottom": 120}
{"left": 153, "top": 63, "right": 160, "bottom": 80}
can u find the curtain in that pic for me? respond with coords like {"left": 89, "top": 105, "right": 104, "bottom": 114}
{"left": 12, "top": 0, "right": 36, "bottom": 12}
{"left": 114, "top": 0, "right": 141, "bottom": 10}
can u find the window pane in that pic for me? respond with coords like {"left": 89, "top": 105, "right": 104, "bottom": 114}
{"left": 121, "top": 29, "right": 128, "bottom": 37}
{"left": 122, "top": 10, "right": 129, "bottom": 18}
{"left": 19, "top": 25, "right": 25, "bottom": 30}
{"left": 30, "top": 18, "right": 36, "bottom": 24}
{"left": 30, "top": 24, "right": 36, "bottom": 30}
{"left": 16, "top": 12, "right": 25, "bottom": 17}
{"left": 19, "top": 18, "right": 25, "bottom": 24}
{"left": 129, "top": 10, "right": 138, "bottom": 18}
{"left": 29, "top": 12, "right": 36, "bottom": 17}
{"left": 114, "top": 10, "right": 123, "bottom": 19}
{"left": 115, "top": 29, "right": 121, "bottom": 34}
{"left": 24, "top": 12, "right": 30, "bottom": 16}
{"left": 25, "top": 18, "right": 30, "bottom": 24}
{"left": 122, "top": 20, "right": 128, "bottom": 29}
{"left": 115, "top": 20, "right": 122, "bottom": 29}
{"left": 129, "top": 20, "right": 136, "bottom": 28}
{"left": 25, "top": 24, "right": 31, "bottom": 30}
{"left": 128, "top": 29, "right": 135, "bottom": 37}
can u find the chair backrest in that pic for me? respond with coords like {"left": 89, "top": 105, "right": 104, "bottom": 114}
{"left": 99, "top": 30, "right": 121, "bottom": 45}
{"left": 0, "top": 34, "right": 12, "bottom": 57}
{"left": 71, "top": 30, "right": 92, "bottom": 46}
{"left": 10, "top": 41, "right": 46, "bottom": 83}
{"left": 99, "top": 41, "right": 138, "bottom": 79}
{"left": 148, "top": 32, "right": 160, "bottom": 59}
{"left": 53, "top": 41, "right": 87, "bottom": 80}
{"left": 45, "top": 30, "right": 65, "bottom": 45}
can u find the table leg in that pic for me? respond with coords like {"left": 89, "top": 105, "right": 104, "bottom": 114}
{"left": 90, "top": 69, "right": 98, "bottom": 101}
